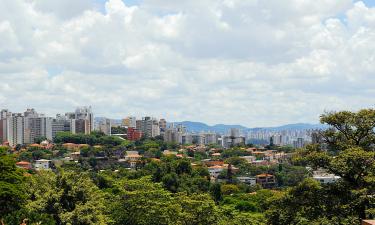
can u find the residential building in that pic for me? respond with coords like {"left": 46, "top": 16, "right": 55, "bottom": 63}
{"left": 6, "top": 113, "right": 25, "bottom": 146}
{"left": 0, "top": 118, "right": 8, "bottom": 143}
{"left": 293, "top": 137, "right": 305, "bottom": 148}
{"left": 313, "top": 169, "right": 340, "bottom": 184}
{"left": 208, "top": 165, "right": 225, "bottom": 179}
{"left": 203, "top": 132, "right": 217, "bottom": 145}
{"left": 51, "top": 115, "right": 71, "bottom": 140}
{"left": 16, "top": 161, "right": 32, "bottom": 170}
{"left": 123, "top": 151, "right": 142, "bottom": 168}
{"left": 240, "top": 155, "right": 256, "bottom": 163}
{"left": 159, "top": 118, "right": 167, "bottom": 133}
{"left": 23, "top": 109, "right": 53, "bottom": 144}
{"left": 122, "top": 116, "right": 137, "bottom": 128}
{"left": 65, "top": 106, "right": 93, "bottom": 134}
{"left": 164, "top": 124, "right": 185, "bottom": 143}
{"left": 127, "top": 127, "right": 142, "bottom": 141}
{"left": 136, "top": 117, "right": 160, "bottom": 137}
{"left": 237, "top": 176, "right": 256, "bottom": 186}
{"left": 256, "top": 174, "right": 276, "bottom": 188}
{"left": 34, "top": 159, "right": 52, "bottom": 170}
{"left": 98, "top": 118, "right": 111, "bottom": 135}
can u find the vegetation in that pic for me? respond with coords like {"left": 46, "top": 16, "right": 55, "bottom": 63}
{"left": 1, "top": 109, "right": 374, "bottom": 224}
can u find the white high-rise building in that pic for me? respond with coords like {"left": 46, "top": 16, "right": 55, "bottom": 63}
{"left": 7, "top": 113, "right": 25, "bottom": 146}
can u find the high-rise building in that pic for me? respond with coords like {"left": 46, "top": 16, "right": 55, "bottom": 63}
{"left": 98, "top": 118, "right": 111, "bottom": 135}
{"left": 65, "top": 106, "right": 93, "bottom": 134}
{"left": 24, "top": 117, "right": 52, "bottom": 144}
{"left": 127, "top": 127, "right": 142, "bottom": 141}
{"left": 7, "top": 113, "right": 25, "bottom": 146}
{"left": 0, "top": 118, "right": 7, "bottom": 144}
{"left": 293, "top": 137, "right": 305, "bottom": 149}
{"left": 23, "top": 109, "right": 53, "bottom": 144}
{"left": 203, "top": 132, "right": 217, "bottom": 145}
{"left": 163, "top": 124, "right": 186, "bottom": 143}
{"left": 51, "top": 116, "right": 71, "bottom": 140}
{"left": 159, "top": 119, "right": 167, "bottom": 132}
{"left": 136, "top": 117, "right": 160, "bottom": 137}
{"left": 122, "top": 116, "right": 137, "bottom": 128}
{"left": 0, "top": 109, "right": 11, "bottom": 143}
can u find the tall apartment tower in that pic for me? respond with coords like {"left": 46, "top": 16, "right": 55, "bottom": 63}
{"left": 65, "top": 106, "right": 94, "bottom": 134}
{"left": 98, "top": 118, "right": 111, "bottom": 135}
{"left": 159, "top": 119, "right": 167, "bottom": 131}
{"left": 51, "top": 115, "right": 71, "bottom": 140}
{"left": 136, "top": 117, "right": 160, "bottom": 137}
{"left": 6, "top": 113, "right": 25, "bottom": 146}
{"left": 122, "top": 116, "right": 137, "bottom": 128}
{"left": 0, "top": 109, "right": 11, "bottom": 143}
{"left": 23, "top": 108, "right": 53, "bottom": 144}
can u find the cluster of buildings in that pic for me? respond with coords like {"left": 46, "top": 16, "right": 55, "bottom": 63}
{"left": 120, "top": 116, "right": 246, "bottom": 147}
{"left": 247, "top": 129, "right": 316, "bottom": 148}
{"left": 163, "top": 125, "right": 245, "bottom": 147}
{"left": 0, "top": 107, "right": 94, "bottom": 146}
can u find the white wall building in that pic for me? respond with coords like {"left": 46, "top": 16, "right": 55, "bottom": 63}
{"left": 34, "top": 159, "right": 52, "bottom": 170}
{"left": 237, "top": 176, "right": 256, "bottom": 186}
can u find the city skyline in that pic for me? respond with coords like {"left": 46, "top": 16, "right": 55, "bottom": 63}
{"left": 1, "top": 0, "right": 375, "bottom": 127}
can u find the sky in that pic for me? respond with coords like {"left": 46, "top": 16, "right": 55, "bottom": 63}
{"left": 0, "top": 0, "right": 375, "bottom": 127}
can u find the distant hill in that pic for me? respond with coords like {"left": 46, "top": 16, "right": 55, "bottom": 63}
{"left": 171, "top": 121, "right": 326, "bottom": 134}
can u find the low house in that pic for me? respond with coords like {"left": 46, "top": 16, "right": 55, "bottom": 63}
{"left": 123, "top": 151, "right": 142, "bottom": 168}
{"left": 34, "top": 159, "right": 52, "bottom": 170}
{"left": 252, "top": 160, "right": 270, "bottom": 166}
{"left": 163, "top": 150, "right": 178, "bottom": 156}
{"left": 256, "top": 173, "right": 276, "bottom": 188}
{"left": 240, "top": 155, "right": 256, "bottom": 163}
{"left": 203, "top": 160, "right": 224, "bottom": 167}
{"left": 313, "top": 170, "right": 340, "bottom": 184}
{"left": 237, "top": 176, "right": 256, "bottom": 186}
{"left": 70, "top": 152, "right": 81, "bottom": 160}
{"left": 208, "top": 164, "right": 239, "bottom": 180}
{"left": 16, "top": 161, "right": 32, "bottom": 170}
{"left": 208, "top": 165, "right": 224, "bottom": 179}
{"left": 211, "top": 153, "right": 221, "bottom": 158}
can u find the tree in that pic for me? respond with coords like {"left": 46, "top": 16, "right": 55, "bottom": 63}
{"left": 110, "top": 177, "right": 180, "bottom": 225}
{"left": 319, "top": 109, "right": 375, "bottom": 152}
{"left": 162, "top": 173, "right": 179, "bottom": 192}
{"left": 25, "top": 170, "right": 109, "bottom": 224}
{"left": 176, "top": 193, "right": 219, "bottom": 225}
{"left": 210, "top": 183, "right": 223, "bottom": 203}
{"left": 0, "top": 146, "right": 26, "bottom": 218}
{"left": 268, "top": 109, "right": 375, "bottom": 224}
{"left": 175, "top": 159, "right": 192, "bottom": 175}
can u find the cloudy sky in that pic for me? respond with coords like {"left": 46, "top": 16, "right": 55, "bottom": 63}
{"left": 0, "top": 0, "right": 375, "bottom": 127}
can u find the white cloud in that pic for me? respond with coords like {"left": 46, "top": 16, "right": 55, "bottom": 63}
{"left": 0, "top": 0, "right": 374, "bottom": 126}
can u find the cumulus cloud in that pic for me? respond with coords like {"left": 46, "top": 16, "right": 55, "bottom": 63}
{"left": 0, "top": 0, "right": 374, "bottom": 126}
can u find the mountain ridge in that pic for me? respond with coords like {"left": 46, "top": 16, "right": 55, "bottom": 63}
{"left": 171, "top": 121, "right": 326, "bottom": 134}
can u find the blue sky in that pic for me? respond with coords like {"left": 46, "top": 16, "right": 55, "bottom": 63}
{"left": 360, "top": 0, "right": 375, "bottom": 7}
{"left": 0, "top": 0, "right": 375, "bottom": 127}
